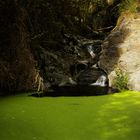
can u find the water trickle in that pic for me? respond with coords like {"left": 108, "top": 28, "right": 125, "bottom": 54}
{"left": 90, "top": 75, "right": 107, "bottom": 87}
{"left": 87, "top": 45, "right": 95, "bottom": 58}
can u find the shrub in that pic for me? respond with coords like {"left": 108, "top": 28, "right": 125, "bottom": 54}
{"left": 113, "top": 67, "right": 128, "bottom": 91}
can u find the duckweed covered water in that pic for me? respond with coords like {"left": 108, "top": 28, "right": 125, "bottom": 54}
{"left": 0, "top": 91, "right": 140, "bottom": 140}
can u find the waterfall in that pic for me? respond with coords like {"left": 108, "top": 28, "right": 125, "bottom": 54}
{"left": 87, "top": 45, "right": 95, "bottom": 58}
{"left": 90, "top": 75, "right": 107, "bottom": 87}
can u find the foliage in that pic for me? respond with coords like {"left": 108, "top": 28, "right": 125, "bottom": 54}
{"left": 119, "top": 0, "right": 138, "bottom": 13}
{"left": 113, "top": 67, "right": 128, "bottom": 91}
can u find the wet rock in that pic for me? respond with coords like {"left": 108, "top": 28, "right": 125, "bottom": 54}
{"left": 85, "top": 31, "right": 106, "bottom": 39}
{"left": 70, "top": 62, "right": 88, "bottom": 77}
{"left": 76, "top": 67, "right": 108, "bottom": 86}
{"left": 39, "top": 32, "right": 105, "bottom": 94}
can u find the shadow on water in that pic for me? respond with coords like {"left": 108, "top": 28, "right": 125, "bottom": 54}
{"left": 30, "top": 85, "right": 118, "bottom": 97}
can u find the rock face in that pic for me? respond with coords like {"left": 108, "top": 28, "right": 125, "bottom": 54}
{"left": 42, "top": 34, "right": 109, "bottom": 95}
{"left": 42, "top": 34, "right": 104, "bottom": 87}
{"left": 49, "top": 67, "right": 109, "bottom": 96}
{"left": 77, "top": 67, "right": 108, "bottom": 86}
{"left": 99, "top": 13, "right": 140, "bottom": 91}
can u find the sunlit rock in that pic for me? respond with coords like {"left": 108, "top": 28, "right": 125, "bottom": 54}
{"left": 106, "top": 0, "right": 114, "bottom": 5}
{"left": 99, "top": 13, "right": 140, "bottom": 91}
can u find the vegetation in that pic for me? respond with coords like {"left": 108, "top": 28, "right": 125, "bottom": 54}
{"left": 1, "top": 91, "right": 140, "bottom": 140}
{"left": 119, "top": 0, "right": 139, "bottom": 13}
{"left": 113, "top": 68, "right": 129, "bottom": 91}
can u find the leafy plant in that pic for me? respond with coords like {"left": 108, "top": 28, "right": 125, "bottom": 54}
{"left": 113, "top": 67, "right": 128, "bottom": 91}
{"left": 119, "top": 0, "right": 138, "bottom": 13}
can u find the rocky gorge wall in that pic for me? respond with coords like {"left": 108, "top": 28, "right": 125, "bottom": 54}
{"left": 99, "top": 12, "right": 140, "bottom": 91}
{"left": 1, "top": 0, "right": 136, "bottom": 93}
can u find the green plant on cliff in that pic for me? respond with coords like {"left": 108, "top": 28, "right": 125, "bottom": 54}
{"left": 119, "top": 0, "right": 138, "bottom": 13}
{"left": 113, "top": 67, "right": 128, "bottom": 91}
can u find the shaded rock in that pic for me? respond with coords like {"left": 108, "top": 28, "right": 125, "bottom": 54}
{"left": 70, "top": 62, "right": 88, "bottom": 77}
{"left": 39, "top": 34, "right": 104, "bottom": 91}
{"left": 47, "top": 72, "right": 70, "bottom": 86}
{"left": 48, "top": 67, "right": 109, "bottom": 96}
{"left": 85, "top": 31, "right": 106, "bottom": 39}
{"left": 76, "top": 67, "right": 108, "bottom": 86}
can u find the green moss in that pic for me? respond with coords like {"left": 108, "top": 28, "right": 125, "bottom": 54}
{"left": 1, "top": 91, "right": 140, "bottom": 140}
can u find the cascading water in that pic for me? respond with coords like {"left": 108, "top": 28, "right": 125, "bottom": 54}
{"left": 87, "top": 45, "right": 95, "bottom": 58}
{"left": 90, "top": 75, "right": 108, "bottom": 87}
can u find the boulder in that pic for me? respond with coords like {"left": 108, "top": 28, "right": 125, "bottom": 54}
{"left": 76, "top": 67, "right": 108, "bottom": 86}
{"left": 98, "top": 13, "right": 140, "bottom": 91}
{"left": 49, "top": 67, "right": 109, "bottom": 96}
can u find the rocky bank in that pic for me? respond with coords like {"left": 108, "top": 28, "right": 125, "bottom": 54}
{"left": 99, "top": 13, "right": 140, "bottom": 91}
